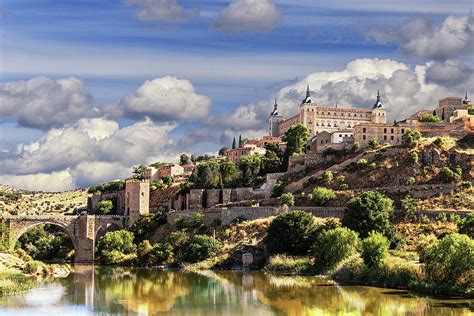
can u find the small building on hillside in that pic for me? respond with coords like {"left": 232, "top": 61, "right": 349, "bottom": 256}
{"left": 225, "top": 143, "right": 266, "bottom": 163}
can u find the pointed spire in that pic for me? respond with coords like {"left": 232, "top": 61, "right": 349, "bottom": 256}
{"left": 335, "top": 102, "right": 338, "bottom": 109}
{"left": 306, "top": 84, "right": 311, "bottom": 98}
{"left": 372, "top": 90, "right": 384, "bottom": 109}
{"left": 466, "top": 91, "right": 468, "bottom": 99}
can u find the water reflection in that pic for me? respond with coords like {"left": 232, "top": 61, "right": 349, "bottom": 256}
{"left": 0, "top": 267, "right": 471, "bottom": 315}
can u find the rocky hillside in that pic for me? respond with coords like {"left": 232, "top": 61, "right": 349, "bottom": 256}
{"left": 0, "top": 185, "right": 87, "bottom": 216}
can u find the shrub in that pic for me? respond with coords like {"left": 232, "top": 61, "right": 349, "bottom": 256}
{"left": 0, "top": 222, "right": 9, "bottom": 251}
{"left": 403, "top": 130, "right": 421, "bottom": 148}
{"left": 130, "top": 211, "right": 167, "bottom": 243}
{"left": 409, "top": 152, "right": 419, "bottom": 164}
{"left": 175, "top": 217, "right": 186, "bottom": 229}
{"left": 419, "top": 113, "right": 440, "bottom": 122}
{"left": 424, "top": 233, "right": 474, "bottom": 289}
{"left": 312, "top": 187, "right": 336, "bottom": 206}
{"left": 137, "top": 240, "right": 172, "bottom": 266}
{"left": 340, "top": 184, "right": 349, "bottom": 190}
{"left": 406, "top": 177, "right": 416, "bottom": 185}
{"left": 184, "top": 235, "right": 222, "bottom": 263}
{"left": 271, "top": 180, "right": 285, "bottom": 197}
{"left": 342, "top": 191, "right": 394, "bottom": 238}
{"left": 440, "top": 166, "right": 462, "bottom": 182}
{"left": 95, "top": 200, "right": 114, "bottom": 215}
{"left": 460, "top": 181, "right": 472, "bottom": 189}
{"left": 356, "top": 159, "right": 368, "bottom": 169}
{"left": 437, "top": 212, "right": 447, "bottom": 222}
{"left": 361, "top": 232, "right": 389, "bottom": 268}
{"left": 97, "top": 230, "right": 137, "bottom": 265}
{"left": 191, "top": 212, "right": 204, "bottom": 228}
{"left": 416, "top": 234, "right": 438, "bottom": 263}
{"left": 433, "top": 137, "right": 445, "bottom": 147}
{"left": 459, "top": 213, "right": 474, "bottom": 238}
{"left": 24, "top": 260, "right": 47, "bottom": 274}
{"left": 421, "top": 215, "right": 430, "bottom": 224}
{"left": 368, "top": 138, "right": 379, "bottom": 149}
{"left": 395, "top": 196, "right": 418, "bottom": 222}
{"left": 266, "top": 210, "right": 317, "bottom": 255}
{"left": 168, "top": 230, "right": 189, "bottom": 259}
{"left": 448, "top": 213, "right": 461, "bottom": 223}
{"left": 265, "top": 254, "right": 313, "bottom": 274}
{"left": 279, "top": 193, "right": 295, "bottom": 206}
{"left": 352, "top": 142, "right": 361, "bottom": 152}
{"left": 323, "top": 171, "right": 334, "bottom": 183}
{"left": 315, "top": 227, "right": 360, "bottom": 269}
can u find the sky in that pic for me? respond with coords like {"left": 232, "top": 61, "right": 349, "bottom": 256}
{"left": 0, "top": 0, "right": 473, "bottom": 191}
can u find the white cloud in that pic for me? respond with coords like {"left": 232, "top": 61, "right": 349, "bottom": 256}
{"left": 126, "top": 0, "right": 198, "bottom": 24}
{"left": 0, "top": 117, "right": 180, "bottom": 191}
{"left": 118, "top": 76, "right": 211, "bottom": 121}
{"left": 0, "top": 170, "right": 75, "bottom": 192}
{"left": 0, "top": 76, "right": 99, "bottom": 129}
{"left": 367, "top": 14, "right": 474, "bottom": 60}
{"left": 214, "top": 0, "right": 282, "bottom": 33}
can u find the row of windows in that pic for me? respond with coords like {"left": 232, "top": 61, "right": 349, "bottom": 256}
{"left": 308, "top": 121, "right": 357, "bottom": 128}
{"left": 304, "top": 108, "right": 372, "bottom": 117}
{"left": 362, "top": 128, "right": 405, "bottom": 134}
{"left": 362, "top": 135, "right": 397, "bottom": 141}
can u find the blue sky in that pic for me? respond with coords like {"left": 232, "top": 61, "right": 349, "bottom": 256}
{"left": 0, "top": 0, "right": 472, "bottom": 190}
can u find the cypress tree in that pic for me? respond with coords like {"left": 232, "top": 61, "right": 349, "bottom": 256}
{"left": 232, "top": 137, "right": 236, "bottom": 149}
{"left": 238, "top": 134, "right": 243, "bottom": 147}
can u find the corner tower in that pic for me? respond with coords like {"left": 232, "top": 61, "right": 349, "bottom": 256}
{"left": 371, "top": 90, "right": 387, "bottom": 124}
{"left": 268, "top": 98, "right": 284, "bottom": 137}
{"left": 125, "top": 179, "right": 150, "bottom": 225}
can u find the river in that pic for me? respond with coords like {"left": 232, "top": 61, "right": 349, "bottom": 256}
{"left": 0, "top": 267, "right": 471, "bottom": 315}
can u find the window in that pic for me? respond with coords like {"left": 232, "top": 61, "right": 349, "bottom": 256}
{"left": 384, "top": 128, "right": 387, "bottom": 133}
{"left": 339, "top": 134, "right": 342, "bottom": 137}
{"left": 363, "top": 135, "right": 366, "bottom": 140}
{"left": 391, "top": 128, "right": 394, "bottom": 133}
{"left": 384, "top": 135, "right": 387, "bottom": 140}
{"left": 391, "top": 135, "right": 394, "bottom": 141}
{"left": 401, "top": 129, "right": 405, "bottom": 134}
{"left": 363, "top": 128, "right": 366, "bottom": 133}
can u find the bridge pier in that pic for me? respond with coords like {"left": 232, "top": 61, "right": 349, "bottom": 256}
{"left": 74, "top": 216, "right": 96, "bottom": 264}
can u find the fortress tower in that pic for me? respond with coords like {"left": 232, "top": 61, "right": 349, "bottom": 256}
{"left": 268, "top": 98, "right": 284, "bottom": 137}
{"left": 125, "top": 180, "right": 150, "bottom": 225}
{"left": 371, "top": 90, "right": 387, "bottom": 124}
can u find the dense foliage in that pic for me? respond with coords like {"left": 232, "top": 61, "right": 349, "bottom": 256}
{"left": 266, "top": 210, "right": 317, "bottom": 255}
{"left": 183, "top": 235, "right": 222, "bottom": 263}
{"left": 137, "top": 240, "right": 172, "bottom": 266}
{"left": 16, "top": 225, "right": 74, "bottom": 261}
{"left": 312, "top": 187, "right": 336, "bottom": 206}
{"left": 361, "top": 231, "right": 389, "bottom": 268}
{"left": 315, "top": 227, "right": 360, "bottom": 269}
{"left": 88, "top": 181, "right": 125, "bottom": 194}
{"left": 95, "top": 200, "right": 114, "bottom": 215}
{"left": 279, "top": 192, "right": 295, "bottom": 206}
{"left": 97, "top": 230, "right": 137, "bottom": 265}
{"left": 402, "top": 130, "right": 421, "bottom": 148}
{"left": 419, "top": 114, "right": 441, "bottom": 122}
{"left": 239, "top": 153, "right": 263, "bottom": 187}
{"left": 282, "top": 125, "right": 309, "bottom": 169}
{"left": 130, "top": 211, "right": 167, "bottom": 243}
{"left": 342, "top": 191, "right": 394, "bottom": 238}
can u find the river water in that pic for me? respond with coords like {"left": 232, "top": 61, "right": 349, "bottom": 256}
{"left": 0, "top": 266, "right": 472, "bottom": 315}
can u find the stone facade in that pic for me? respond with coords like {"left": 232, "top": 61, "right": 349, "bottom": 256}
{"left": 270, "top": 89, "right": 386, "bottom": 138}
{"left": 88, "top": 191, "right": 125, "bottom": 215}
{"left": 125, "top": 180, "right": 150, "bottom": 225}
{"left": 353, "top": 122, "right": 411, "bottom": 147}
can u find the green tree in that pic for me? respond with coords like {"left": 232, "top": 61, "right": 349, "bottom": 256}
{"left": 315, "top": 227, "right": 360, "bottom": 269}
{"left": 184, "top": 235, "right": 222, "bottom": 263}
{"left": 459, "top": 213, "right": 474, "bottom": 238}
{"left": 97, "top": 230, "right": 137, "bottom": 265}
{"left": 238, "top": 153, "right": 263, "bottom": 187}
{"left": 419, "top": 113, "right": 441, "bottom": 122}
{"left": 95, "top": 200, "right": 114, "bottom": 215}
{"left": 161, "top": 175, "right": 173, "bottom": 186}
{"left": 218, "top": 147, "right": 229, "bottom": 156}
{"left": 265, "top": 210, "right": 317, "bottom": 255}
{"left": 424, "top": 233, "right": 474, "bottom": 289}
{"left": 238, "top": 134, "right": 243, "bottom": 147}
{"left": 232, "top": 137, "right": 236, "bottom": 149}
{"left": 361, "top": 231, "right": 390, "bottom": 267}
{"left": 279, "top": 192, "right": 295, "bottom": 206}
{"left": 283, "top": 124, "right": 310, "bottom": 158}
{"left": 312, "top": 187, "right": 336, "bottom": 206}
{"left": 262, "top": 149, "right": 282, "bottom": 174}
{"left": 368, "top": 138, "right": 380, "bottom": 149}
{"left": 137, "top": 240, "right": 172, "bottom": 266}
{"left": 219, "top": 162, "right": 240, "bottom": 188}
{"left": 180, "top": 154, "right": 190, "bottom": 165}
{"left": 132, "top": 165, "right": 147, "bottom": 180}
{"left": 193, "top": 162, "right": 222, "bottom": 189}
{"left": 439, "top": 166, "right": 462, "bottom": 182}
{"left": 342, "top": 191, "right": 394, "bottom": 238}
{"left": 402, "top": 129, "right": 421, "bottom": 148}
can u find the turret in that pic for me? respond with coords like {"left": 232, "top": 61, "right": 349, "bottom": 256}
{"left": 302, "top": 84, "right": 312, "bottom": 104}
{"left": 268, "top": 98, "right": 284, "bottom": 136}
{"left": 463, "top": 91, "right": 471, "bottom": 106}
{"left": 371, "top": 90, "right": 387, "bottom": 124}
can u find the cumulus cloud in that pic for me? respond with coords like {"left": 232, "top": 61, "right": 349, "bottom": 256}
{"left": 367, "top": 14, "right": 474, "bottom": 60}
{"left": 0, "top": 76, "right": 99, "bottom": 129}
{"left": 126, "top": 0, "right": 198, "bottom": 24}
{"left": 0, "top": 171, "right": 75, "bottom": 192}
{"left": 214, "top": 0, "right": 282, "bottom": 33}
{"left": 216, "top": 58, "right": 472, "bottom": 133}
{"left": 0, "top": 117, "right": 180, "bottom": 190}
{"left": 118, "top": 76, "right": 211, "bottom": 121}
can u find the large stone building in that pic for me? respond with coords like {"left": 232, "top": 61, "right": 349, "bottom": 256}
{"left": 269, "top": 87, "right": 387, "bottom": 138}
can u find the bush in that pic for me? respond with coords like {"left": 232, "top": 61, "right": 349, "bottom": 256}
{"left": 271, "top": 180, "right": 285, "bottom": 197}
{"left": 409, "top": 152, "right": 419, "bottom": 164}
{"left": 459, "top": 213, "right": 474, "bottom": 238}
{"left": 460, "top": 181, "right": 472, "bottom": 189}
{"left": 0, "top": 222, "right": 9, "bottom": 251}
{"left": 340, "top": 183, "right": 349, "bottom": 190}
{"left": 265, "top": 255, "right": 313, "bottom": 274}
{"left": 437, "top": 212, "right": 447, "bottom": 222}
{"left": 315, "top": 227, "right": 360, "bottom": 269}
{"left": 97, "top": 230, "right": 137, "bottom": 265}
{"left": 416, "top": 234, "right": 438, "bottom": 263}
{"left": 406, "top": 177, "right": 416, "bottom": 185}
{"left": 368, "top": 138, "right": 379, "bottom": 149}
{"left": 361, "top": 232, "right": 389, "bottom": 268}
{"left": 175, "top": 217, "right": 186, "bottom": 229}
{"left": 279, "top": 193, "right": 295, "bottom": 206}
{"left": 312, "top": 187, "right": 336, "bottom": 206}
{"left": 424, "top": 233, "right": 474, "bottom": 289}
{"left": 352, "top": 142, "right": 361, "bottom": 152}
{"left": 183, "top": 235, "right": 222, "bottom": 263}
{"left": 266, "top": 210, "right": 317, "bottom": 255}
{"left": 137, "top": 240, "right": 172, "bottom": 266}
{"left": 419, "top": 113, "right": 440, "bottom": 122}
{"left": 191, "top": 212, "right": 204, "bottom": 228}
{"left": 323, "top": 171, "right": 334, "bottom": 183}
{"left": 433, "top": 137, "right": 445, "bottom": 147}
{"left": 130, "top": 211, "right": 167, "bottom": 243}
{"left": 24, "top": 260, "right": 47, "bottom": 274}
{"left": 342, "top": 191, "right": 394, "bottom": 238}
{"left": 440, "top": 166, "right": 462, "bottom": 182}
{"left": 95, "top": 200, "right": 114, "bottom": 215}
{"left": 395, "top": 196, "right": 418, "bottom": 222}
{"left": 356, "top": 159, "right": 368, "bottom": 169}
{"left": 403, "top": 130, "right": 421, "bottom": 148}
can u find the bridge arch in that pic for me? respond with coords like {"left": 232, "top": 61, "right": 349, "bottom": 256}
{"left": 9, "top": 220, "right": 78, "bottom": 256}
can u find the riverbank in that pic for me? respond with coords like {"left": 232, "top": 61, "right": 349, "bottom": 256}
{"left": 0, "top": 252, "right": 72, "bottom": 296}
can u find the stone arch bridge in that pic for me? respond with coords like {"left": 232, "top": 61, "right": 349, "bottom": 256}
{"left": 1, "top": 215, "right": 128, "bottom": 264}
